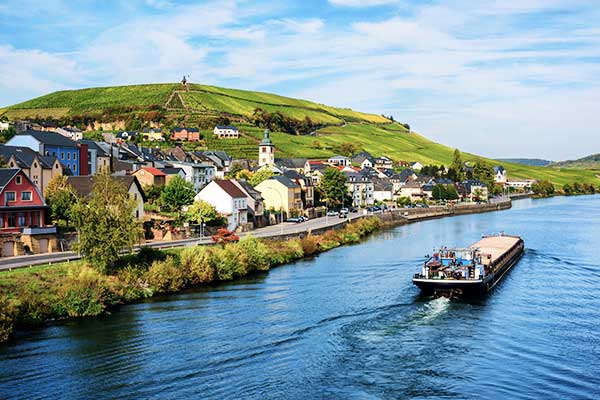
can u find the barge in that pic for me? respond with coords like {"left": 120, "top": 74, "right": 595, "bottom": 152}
{"left": 413, "top": 234, "right": 524, "bottom": 297}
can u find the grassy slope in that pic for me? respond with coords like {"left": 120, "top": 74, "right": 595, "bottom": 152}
{"left": 2, "top": 83, "right": 598, "bottom": 186}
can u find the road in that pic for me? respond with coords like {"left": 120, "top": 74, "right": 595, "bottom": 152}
{"left": 0, "top": 212, "right": 363, "bottom": 271}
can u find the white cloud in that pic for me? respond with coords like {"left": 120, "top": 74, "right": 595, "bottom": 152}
{"left": 328, "top": 0, "right": 401, "bottom": 7}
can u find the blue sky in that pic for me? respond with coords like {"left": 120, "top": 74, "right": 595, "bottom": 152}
{"left": 1, "top": 0, "right": 599, "bottom": 160}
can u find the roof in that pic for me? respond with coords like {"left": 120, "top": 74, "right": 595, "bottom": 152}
{"left": 264, "top": 175, "right": 299, "bottom": 189}
{"left": 134, "top": 166, "right": 166, "bottom": 177}
{"left": 80, "top": 140, "right": 109, "bottom": 157}
{"left": 329, "top": 155, "right": 349, "bottom": 160}
{"left": 403, "top": 180, "right": 422, "bottom": 188}
{"left": 0, "top": 144, "right": 56, "bottom": 169}
{"left": 260, "top": 129, "right": 273, "bottom": 146}
{"left": 494, "top": 165, "right": 505, "bottom": 173}
{"left": 160, "top": 167, "right": 185, "bottom": 175}
{"left": 213, "top": 179, "right": 247, "bottom": 198}
{"left": 16, "top": 130, "right": 78, "bottom": 148}
{"left": 234, "top": 179, "right": 262, "bottom": 201}
{"left": 173, "top": 127, "right": 200, "bottom": 132}
{"left": 67, "top": 175, "right": 147, "bottom": 201}
{"left": 215, "top": 125, "right": 238, "bottom": 130}
{"left": 0, "top": 169, "right": 20, "bottom": 189}
{"left": 116, "top": 131, "right": 138, "bottom": 138}
{"left": 276, "top": 158, "right": 307, "bottom": 169}
{"left": 372, "top": 177, "right": 393, "bottom": 191}
{"left": 142, "top": 128, "right": 162, "bottom": 133}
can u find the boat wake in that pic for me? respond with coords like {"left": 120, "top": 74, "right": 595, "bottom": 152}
{"left": 417, "top": 297, "right": 451, "bottom": 323}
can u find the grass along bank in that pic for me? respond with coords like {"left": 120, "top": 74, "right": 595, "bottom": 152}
{"left": 0, "top": 218, "right": 381, "bottom": 343}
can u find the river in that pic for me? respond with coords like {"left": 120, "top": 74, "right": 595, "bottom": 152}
{"left": 1, "top": 196, "right": 599, "bottom": 399}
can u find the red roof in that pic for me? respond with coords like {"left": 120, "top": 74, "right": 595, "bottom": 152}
{"left": 308, "top": 160, "right": 325, "bottom": 165}
{"left": 135, "top": 166, "right": 166, "bottom": 176}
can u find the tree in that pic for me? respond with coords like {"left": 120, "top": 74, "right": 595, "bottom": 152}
{"left": 71, "top": 173, "right": 141, "bottom": 272}
{"left": 186, "top": 200, "right": 225, "bottom": 227}
{"left": 159, "top": 175, "right": 195, "bottom": 213}
{"left": 396, "top": 196, "right": 411, "bottom": 207}
{"left": 45, "top": 175, "right": 77, "bottom": 227}
{"left": 318, "top": 168, "right": 349, "bottom": 207}
{"left": 451, "top": 149, "right": 464, "bottom": 181}
{"left": 332, "top": 142, "right": 360, "bottom": 157}
{"left": 143, "top": 184, "right": 163, "bottom": 204}
{"left": 532, "top": 180, "right": 555, "bottom": 197}
{"left": 227, "top": 163, "right": 243, "bottom": 178}
{"left": 445, "top": 185, "right": 459, "bottom": 200}
{"left": 432, "top": 184, "right": 447, "bottom": 200}
{"left": 562, "top": 183, "right": 573, "bottom": 195}
{"left": 249, "top": 169, "right": 274, "bottom": 187}
{"left": 473, "top": 161, "right": 497, "bottom": 193}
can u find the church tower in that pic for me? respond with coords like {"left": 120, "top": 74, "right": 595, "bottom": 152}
{"left": 258, "top": 129, "right": 275, "bottom": 168}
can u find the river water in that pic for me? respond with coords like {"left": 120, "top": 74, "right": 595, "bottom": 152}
{"left": 1, "top": 196, "right": 600, "bottom": 399}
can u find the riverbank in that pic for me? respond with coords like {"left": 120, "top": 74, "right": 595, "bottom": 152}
{"left": 0, "top": 199, "right": 512, "bottom": 343}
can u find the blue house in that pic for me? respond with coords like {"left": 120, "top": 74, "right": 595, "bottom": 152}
{"left": 6, "top": 130, "right": 82, "bottom": 175}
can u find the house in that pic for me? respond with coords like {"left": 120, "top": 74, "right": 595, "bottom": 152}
{"left": 374, "top": 156, "right": 394, "bottom": 170}
{"left": 372, "top": 176, "right": 393, "bottom": 202}
{"left": 328, "top": 155, "right": 351, "bottom": 167}
{"left": 67, "top": 175, "right": 146, "bottom": 220}
{"left": 197, "top": 151, "right": 232, "bottom": 178}
{"left": 0, "top": 121, "right": 9, "bottom": 132}
{"left": 410, "top": 162, "right": 424, "bottom": 171}
{"left": 258, "top": 129, "right": 275, "bottom": 168}
{"left": 283, "top": 170, "right": 315, "bottom": 208}
{"left": 231, "top": 179, "right": 265, "bottom": 228}
{"left": 55, "top": 127, "right": 83, "bottom": 141}
{"left": 397, "top": 168, "right": 418, "bottom": 183}
{"left": 131, "top": 166, "right": 166, "bottom": 187}
{"left": 351, "top": 151, "right": 375, "bottom": 169}
{"left": 344, "top": 170, "right": 375, "bottom": 207}
{"left": 80, "top": 140, "right": 110, "bottom": 175}
{"left": 195, "top": 179, "right": 248, "bottom": 231}
{"left": 213, "top": 125, "right": 239, "bottom": 139}
{"left": 159, "top": 167, "right": 186, "bottom": 184}
{"left": 141, "top": 128, "right": 164, "bottom": 142}
{"left": 116, "top": 131, "right": 138, "bottom": 141}
{"left": 169, "top": 161, "right": 216, "bottom": 192}
{"left": 6, "top": 130, "right": 86, "bottom": 176}
{"left": 458, "top": 180, "right": 489, "bottom": 202}
{"left": 275, "top": 158, "right": 308, "bottom": 173}
{"left": 494, "top": 166, "right": 507, "bottom": 185}
{"left": 255, "top": 175, "right": 303, "bottom": 217}
{"left": 0, "top": 169, "right": 57, "bottom": 256}
{"left": 0, "top": 145, "right": 63, "bottom": 195}
{"left": 506, "top": 178, "right": 536, "bottom": 190}
{"left": 171, "top": 127, "right": 200, "bottom": 142}
{"left": 400, "top": 180, "right": 425, "bottom": 201}
{"left": 397, "top": 160, "right": 410, "bottom": 167}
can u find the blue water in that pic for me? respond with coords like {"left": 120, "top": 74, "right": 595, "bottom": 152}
{"left": 1, "top": 196, "right": 600, "bottom": 399}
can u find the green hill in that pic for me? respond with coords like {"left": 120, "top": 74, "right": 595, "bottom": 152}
{"left": 550, "top": 154, "right": 600, "bottom": 170}
{"left": 2, "top": 83, "right": 598, "bottom": 187}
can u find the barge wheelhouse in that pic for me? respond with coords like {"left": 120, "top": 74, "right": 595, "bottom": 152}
{"left": 413, "top": 234, "right": 524, "bottom": 297}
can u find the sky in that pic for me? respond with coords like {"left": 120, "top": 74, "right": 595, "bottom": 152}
{"left": 1, "top": 0, "right": 599, "bottom": 161}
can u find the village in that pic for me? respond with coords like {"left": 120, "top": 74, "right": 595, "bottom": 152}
{"left": 0, "top": 120, "right": 536, "bottom": 258}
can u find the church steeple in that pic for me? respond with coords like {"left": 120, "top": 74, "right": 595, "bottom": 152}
{"left": 258, "top": 129, "right": 275, "bottom": 167}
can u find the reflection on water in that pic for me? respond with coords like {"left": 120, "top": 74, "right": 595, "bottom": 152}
{"left": 1, "top": 196, "right": 600, "bottom": 399}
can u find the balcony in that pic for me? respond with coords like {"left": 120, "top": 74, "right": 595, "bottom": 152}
{"left": 21, "top": 226, "right": 57, "bottom": 235}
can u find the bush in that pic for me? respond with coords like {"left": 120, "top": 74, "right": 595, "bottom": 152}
{"left": 0, "top": 295, "right": 18, "bottom": 342}
{"left": 266, "top": 240, "right": 304, "bottom": 266}
{"left": 300, "top": 235, "right": 319, "bottom": 256}
{"left": 146, "top": 256, "right": 186, "bottom": 293}
{"left": 55, "top": 266, "right": 112, "bottom": 318}
{"left": 237, "top": 236, "right": 270, "bottom": 272}
{"left": 180, "top": 246, "right": 217, "bottom": 284}
{"left": 15, "top": 281, "right": 58, "bottom": 325}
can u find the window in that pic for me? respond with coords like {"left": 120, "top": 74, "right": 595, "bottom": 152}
{"left": 5, "top": 192, "right": 15, "bottom": 203}
{"left": 7, "top": 214, "right": 15, "bottom": 228}
{"left": 67, "top": 153, "right": 71, "bottom": 160}
{"left": 61, "top": 152, "right": 65, "bottom": 160}
{"left": 21, "top": 191, "right": 32, "bottom": 201}
{"left": 18, "top": 214, "right": 25, "bottom": 227}
{"left": 73, "top": 164, "right": 77, "bottom": 172}
{"left": 33, "top": 162, "right": 37, "bottom": 168}
{"left": 15, "top": 176, "right": 22, "bottom": 185}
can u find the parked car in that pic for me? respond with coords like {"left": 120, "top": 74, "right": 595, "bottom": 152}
{"left": 326, "top": 210, "right": 338, "bottom": 216}
{"left": 286, "top": 217, "right": 302, "bottom": 223}
{"left": 349, "top": 207, "right": 358, "bottom": 213}
{"left": 338, "top": 210, "right": 349, "bottom": 218}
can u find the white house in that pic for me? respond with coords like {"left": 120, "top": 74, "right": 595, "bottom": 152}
{"left": 328, "top": 155, "right": 351, "bottom": 167}
{"left": 55, "top": 127, "right": 83, "bottom": 141}
{"left": 0, "top": 121, "right": 9, "bottom": 131}
{"left": 494, "top": 165, "right": 507, "bottom": 185}
{"left": 195, "top": 179, "right": 248, "bottom": 231}
{"left": 410, "top": 161, "right": 424, "bottom": 171}
{"left": 400, "top": 180, "right": 425, "bottom": 201}
{"left": 170, "top": 161, "right": 216, "bottom": 192}
{"left": 213, "top": 125, "right": 239, "bottom": 139}
{"left": 506, "top": 178, "right": 536, "bottom": 189}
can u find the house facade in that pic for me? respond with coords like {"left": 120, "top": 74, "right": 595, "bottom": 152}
{"left": 132, "top": 166, "right": 166, "bottom": 187}
{"left": 81, "top": 140, "right": 110, "bottom": 175}
{"left": 0, "top": 169, "right": 57, "bottom": 256}
{"left": 142, "top": 128, "right": 164, "bottom": 142}
{"left": 0, "top": 144, "right": 63, "bottom": 195}
{"left": 344, "top": 171, "right": 375, "bottom": 207}
{"left": 55, "top": 127, "right": 83, "bottom": 141}
{"left": 6, "top": 130, "right": 85, "bottom": 175}
{"left": 171, "top": 127, "right": 200, "bottom": 142}
{"left": 255, "top": 175, "right": 303, "bottom": 216}
{"left": 494, "top": 166, "right": 507, "bottom": 185}
{"left": 458, "top": 180, "right": 489, "bottom": 202}
{"left": 169, "top": 161, "right": 216, "bottom": 192}
{"left": 232, "top": 179, "right": 265, "bottom": 228}
{"left": 195, "top": 179, "right": 248, "bottom": 231}
{"left": 328, "top": 155, "right": 351, "bottom": 167}
{"left": 213, "top": 125, "right": 239, "bottom": 139}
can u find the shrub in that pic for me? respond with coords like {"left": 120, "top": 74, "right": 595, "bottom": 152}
{"left": 116, "top": 265, "right": 153, "bottom": 301}
{"left": 55, "top": 266, "right": 112, "bottom": 318}
{"left": 180, "top": 246, "right": 217, "bottom": 284}
{"left": 237, "top": 236, "right": 270, "bottom": 272}
{"left": 300, "top": 235, "right": 319, "bottom": 256}
{"left": 0, "top": 295, "right": 18, "bottom": 342}
{"left": 15, "top": 281, "right": 58, "bottom": 325}
{"left": 146, "top": 256, "right": 186, "bottom": 293}
{"left": 266, "top": 240, "right": 304, "bottom": 266}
